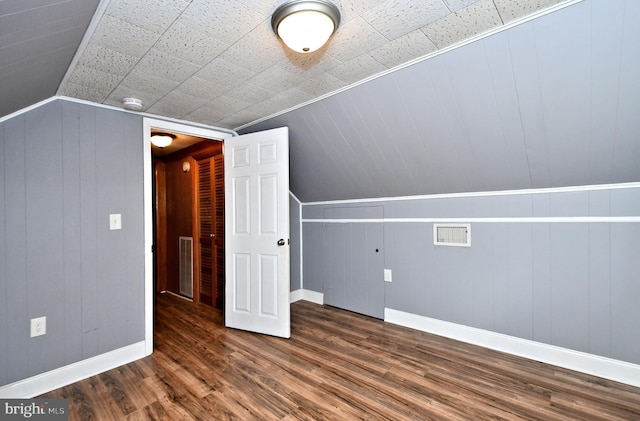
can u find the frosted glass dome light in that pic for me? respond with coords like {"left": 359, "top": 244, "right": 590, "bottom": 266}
{"left": 272, "top": 0, "right": 341, "bottom": 53}
{"left": 151, "top": 133, "right": 175, "bottom": 148}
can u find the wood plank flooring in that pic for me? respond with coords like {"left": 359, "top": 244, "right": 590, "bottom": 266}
{"left": 42, "top": 293, "right": 640, "bottom": 420}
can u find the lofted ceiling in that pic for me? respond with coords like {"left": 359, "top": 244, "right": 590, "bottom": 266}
{"left": 243, "top": 0, "right": 640, "bottom": 202}
{"left": 3, "top": 0, "right": 571, "bottom": 129}
{"left": 3, "top": 0, "right": 638, "bottom": 203}
{"left": 0, "top": 0, "right": 100, "bottom": 118}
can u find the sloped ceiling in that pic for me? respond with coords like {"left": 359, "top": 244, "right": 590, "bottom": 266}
{"left": 2, "top": 0, "right": 639, "bottom": 203}
{"left": 242, "top": 0, "right": 640, "bottom": 202}
{"left": 55, "top": 0, "right": 573, "bottom": 129}
{"left": 0, "top": 0, "right": 100, "bottom": 118}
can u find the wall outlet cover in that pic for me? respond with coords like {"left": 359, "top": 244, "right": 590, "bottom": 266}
{"left": 30, "top": 316, "right": 46, "bottom": 337}
{"left": 384, "top": 269, "right": 393, "bottom": 282}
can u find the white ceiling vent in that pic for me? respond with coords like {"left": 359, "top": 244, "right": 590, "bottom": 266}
{"left": 433, "top": 224, "right": 471, "bottom": 247}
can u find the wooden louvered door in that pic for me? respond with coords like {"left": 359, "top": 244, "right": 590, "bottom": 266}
{"left": 212, "top": 154, "right": 225, "bottom": 309}
{"left": 197, "top": 154, "right": 224, "bottom": 309}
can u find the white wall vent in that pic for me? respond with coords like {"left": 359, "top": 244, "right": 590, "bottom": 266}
{"left": 433, "top": 224, "right": 471, "bottom": 247}
{"left": 179, "top": 236, "right": 193, "bottom": 298}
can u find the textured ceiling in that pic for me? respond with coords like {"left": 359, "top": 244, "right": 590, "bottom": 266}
{"left": 57, "top": 0, "right": 571, "bottom": 131}
{"left": 2, "top": 0, "right": 638, "bottom": 204}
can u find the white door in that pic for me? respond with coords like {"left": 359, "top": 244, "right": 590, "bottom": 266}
{"left": 224, "top": 127, "right": 290, "bottom": 338}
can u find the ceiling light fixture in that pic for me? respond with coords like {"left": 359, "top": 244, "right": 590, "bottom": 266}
{"left": 150, "top": 132, "right": 175, "bottom": 148}
{"left": 271, "top": 0, "right": 341, "bottom": 53}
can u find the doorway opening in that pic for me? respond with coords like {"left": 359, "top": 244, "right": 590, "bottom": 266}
{"left": 152, "top": 131, "right": 225, "bottom": 309}
{"left": 143, "top": 118, "right": 235, "bottom": 353}
{"left": 143, "top": 121, "right": 292, "bottom": 353}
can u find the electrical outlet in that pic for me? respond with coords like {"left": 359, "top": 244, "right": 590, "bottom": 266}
{"left": 384, "top": 269, "right": 393, "bottom": 283}
{"left": 30, "top": 316, "right": 46, "bottom": 337}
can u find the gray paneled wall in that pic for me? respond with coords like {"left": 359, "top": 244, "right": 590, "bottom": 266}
{"left": 289, "top": 194, "right": 301, "bottom": 292}
{"left": 321, "top": 206, "right": 384, "bottom": 318}
{"left": 0, "top": 99, "right": 145, "bottom": 386}
{"left": 301, "top": 186, "right": 640, "bottom": 365}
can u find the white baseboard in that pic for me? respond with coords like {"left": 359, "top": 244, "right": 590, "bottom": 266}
{"left": 290, "top": 289, "right": 324, "bottom": 305}
{"left": 385, "top": 308, "right": 640, "bottom": 388}
{"left": 0, "top": 341, "right": 147, "bottom": 398}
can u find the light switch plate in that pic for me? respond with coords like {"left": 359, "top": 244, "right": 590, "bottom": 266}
{"left": 109, "top": 213, "right": 122, "bottom": 230}
{"left": 384, "top": 269, "right": 392, "bottom": 282}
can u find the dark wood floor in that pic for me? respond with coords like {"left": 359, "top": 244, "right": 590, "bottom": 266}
{"left": 42, "top": 293, "right": 640, "bottom": 420}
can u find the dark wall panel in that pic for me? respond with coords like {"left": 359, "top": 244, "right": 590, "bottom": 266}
{"left": 163, "top": 159, "right": 195, "bottom": 295}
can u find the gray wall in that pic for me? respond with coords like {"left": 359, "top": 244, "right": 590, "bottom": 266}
{"left": 289, "top": 194, "right": 301, "bottom": 292}
{"left": 302, "top": 186, "right": 640, "bottom": 365}
{"left": 0, "top": 99, "right": 145, "bottom": 386}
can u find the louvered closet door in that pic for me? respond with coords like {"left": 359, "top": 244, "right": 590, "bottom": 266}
{"left": 197, "top": 155, "right": 225, "bottom": 309}
{"left": 213, "top": 154, "right": 225, "bottom": 309}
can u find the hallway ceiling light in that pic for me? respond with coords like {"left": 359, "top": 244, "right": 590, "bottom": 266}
{"left": 271, "top": 0, "right": 341, "bottom": 53}
{"left": 151, "top": 132, "right": 175, "bottom": 148}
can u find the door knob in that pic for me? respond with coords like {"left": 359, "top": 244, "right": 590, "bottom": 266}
{"left": 277, "top": 239, "right": 286, "bottom": 246}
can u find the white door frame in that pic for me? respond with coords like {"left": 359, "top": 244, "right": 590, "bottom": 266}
{"left": 142, "top": 117, "right": 235, "bottom": 355}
